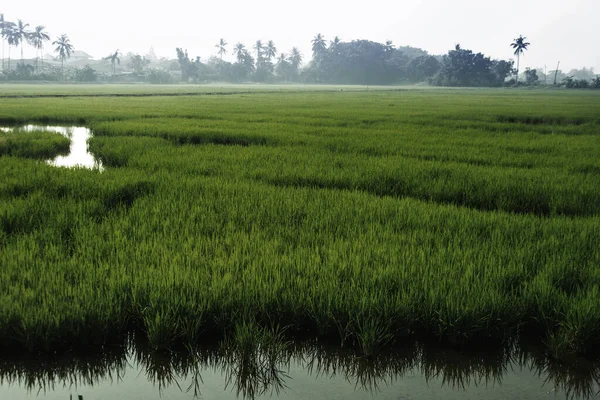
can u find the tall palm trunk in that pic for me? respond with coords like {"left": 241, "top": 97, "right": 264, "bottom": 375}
{"left": 1, "top": 40, "right": 4, "bottom": 70}
{"left": 21, "top": 43, "right": 24, "bottom": 65}
{"left": 515, "top": 53, "right": 520, "bottom": 83}
{"left": 40, "top": 45, "right": 44, "bottom": 70}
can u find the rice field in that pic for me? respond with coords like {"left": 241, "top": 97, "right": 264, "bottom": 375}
{"left": 0, "top": 87, "right": 599, "bottom": 358}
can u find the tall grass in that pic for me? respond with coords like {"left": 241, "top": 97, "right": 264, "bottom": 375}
{"left": 0, "top": 130, "right": 70, "bottom": 159}
{"left": 0, "top": 89, "right": 598, "bottom": 359}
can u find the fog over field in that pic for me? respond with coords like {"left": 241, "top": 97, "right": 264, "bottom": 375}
{"left": 1, "top": 0, "right": 599, "bottom": 72}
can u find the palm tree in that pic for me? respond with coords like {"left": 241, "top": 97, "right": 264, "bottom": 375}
{"left": 14, "top": 19, "right": 30, "bottom": 65}
{"left": 329, "top": 36, "right": 341, "bottom": 52}
{"left": 311, "top": 33, "right": 326, "bottom": 59}
{"left": 104, "top": 50, "right": 120, "bottom": 76}
{"left": 53, "top": 34, "right": 74, "bottom": 78}
{"left": 265, "top": 40, "right": 277, "bottom": 61}
{"left": 0, "top": 13, "right": 6, "bottom": 70}
{"left": 4, "top": 21, "right": 17, "bottom": 70}
{"left": 29, "top": 25, "right": 50, "bottom": 71}
{"left": 215, "top": 38, "right": 227, "bottom": 60}
{"left": 275, "top": 52, "right": 289, "bottom": 79}
{"left": 276, "top": 52, "right": 287, "bottom": 66}
{"left": 510, "top": 35, "right": 530, "bottom": 82}
{"left": 288, "top": 47, "right": 302, "bottom": 72}
{"left": 253, "top": 40, "right": 263, "bottom": 62}
{"left": 215, "top": 38, "right": 227, "bottom": 80}
{"left": 233, "top": 42, "right": 246, "bottom": 63}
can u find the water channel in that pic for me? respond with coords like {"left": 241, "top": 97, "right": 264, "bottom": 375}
{"left": 0, "top": 125, "right": 102, "bottom": 170}
{"left": 0, "top": 340, "right": 598, "bottom": 400}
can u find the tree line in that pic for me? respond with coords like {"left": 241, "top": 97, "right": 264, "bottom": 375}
{"left": 2, "top": 13, "right": 599, "bottom": 88}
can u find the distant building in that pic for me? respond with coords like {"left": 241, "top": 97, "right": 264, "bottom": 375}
{"left": 69, "top": 51, "right": 94, "bottom": 62}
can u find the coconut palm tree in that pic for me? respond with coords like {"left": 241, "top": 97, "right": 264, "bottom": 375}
{"left": 288, "top": 47, "right": 302, "bottom": 73}
{"left": 265, "top": 40, "right": 277, "bottom": 61}
{"left": 329, "top": 36, "right": 341, "bottom": 52}
{"left": 253, "top": 40, "right": 263, "bottom": 62}
{"left": 233, "top": 42, "right": 246, "bottom": 63}
{"left": 215, "top": 38, "right": 227, "bottom": 60}
{"left": 29, "top": 25, "right": 50, "bottom": 71}
{"left": 311, "top": 33, "right": 326, "bottom": 59}
{"left": 510, "top": 35, "right": 530, "bottom": 82}
{"left": 104, "top": 50, "right": 120, "bottom": 76}
{"left": 0, "top": 13, "right": 6, "bottom": 70}
{"left": 4, "top": 21, "right": 17, "bottom": 70}
{"left": 53, "top": 34, "right": 74, "bottom": 78}
{"left": 14, "top": 19, "right": 30, "bottom": 65}
{"left": 276, "top": 52, "right": 287, "bottom": 66}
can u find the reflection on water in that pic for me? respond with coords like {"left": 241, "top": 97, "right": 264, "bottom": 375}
{"left": 0, "top": 125, "right": 102, "bottom": 170}
{"left": 0, "top": 338, "right": 598, "bottom": 400}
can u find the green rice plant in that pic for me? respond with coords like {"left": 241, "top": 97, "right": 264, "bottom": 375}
{"left": 0, "top": 88, "right": 598, "bottom": 360}
{"left": 0, "top": 130, "right": 70, "bottom": 159}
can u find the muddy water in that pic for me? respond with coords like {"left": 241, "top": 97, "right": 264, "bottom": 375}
{"left": 0, "top": 341, "right": 597, "bottom": 400}
{"left": 0, "top": 125, "right": 102, "bottom": 170}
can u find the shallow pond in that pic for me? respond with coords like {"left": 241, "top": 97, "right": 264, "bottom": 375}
{"left": 0, "top": 340, "right": 598, "bottom": 400}
{"left": 0, "top": 125, "right": 102, "bottom": 170}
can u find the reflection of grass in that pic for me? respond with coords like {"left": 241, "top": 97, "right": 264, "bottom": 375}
{"left": 0, "top": 90, "right": 599, "bottom": 360}
{"left": 2, "top": 338, "right": 599, "bottom": 400}
{"left": 0, "top": 130, "right": 70, "bottom": 159}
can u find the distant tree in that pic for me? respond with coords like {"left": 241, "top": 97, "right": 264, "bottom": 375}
{"left": 53, "top": 34, "right": 73, "bottom": 78}
{"left": 253, "top": 40, "right": 263, "bottom": 63}
{"left": 129, "top": 54, "right": 150, "bottom": 74}
{"left": 330, "top": 36, "right": 341, "bottom": 52}
{"left": 275, "top": 52, "right": 290, "bottom": 80}
{"left": 524, "top": 68, "right": 538, "bottom": 85}
{"left": 510, "top": 35, "right": 530, "bottom": 83}
{"left": 0, "top": 13, "right": 6, "bottom": 70}
{"left": 176, "top": 47, "right": 190, "bottom": 81}
{"left": 492, "top": 59, "right": 515, "bottom": 85}
{"left": 265, "top": 40, "right": 277, "bottom": 61}
{"left": 215, "top": 38, "right": 227, "bottom": 60}
{"left": 432, "top": 44, "right": 510, "bottom": 87}
{"left": 406, "top": 55, "right": 440, "bottom": 82}
{"left": 233, "top": 42, "right": 246, "bottom": 63}
{"left": 311, "top": 33, "right": 327, "bottom": 60}
{"left": 14, "top": 19, "right": 30, "bottom": 64}
{"left": 288, "top": 47, "right": 302, "bottom": 76}
{"left": 74, "top": 64, "right": 98, "bottom": 82}
{"left": 29, "top": 25, "right": 50, "bottom": 71}
{"left": 4, "top": 21, "right": 17, "bottom": 70}
{"left": 565, "top": 67, "right": 595, "bottom": 80}
{"left": 384, "top": 40, "right": 394, "bottom": 58}
{"left": 104, "top": 50, "right": 120, "bottom": 76}
{"left": 231, "top": 48, "right": 254, "bottom": 82}
{"left": 175, "top": 48, "right": 204, "bottom": 82}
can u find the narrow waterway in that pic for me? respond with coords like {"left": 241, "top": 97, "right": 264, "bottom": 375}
{"left": 0, "top": 341, "right": 597, "bottom": 399}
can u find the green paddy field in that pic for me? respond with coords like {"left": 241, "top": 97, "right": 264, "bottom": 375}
{"left": 0, "top": 85, "right": 599, "bottom": 357}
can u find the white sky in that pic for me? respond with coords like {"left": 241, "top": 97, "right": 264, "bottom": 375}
{"left": 2, "top": 0, "right": 599, "bottom": 72}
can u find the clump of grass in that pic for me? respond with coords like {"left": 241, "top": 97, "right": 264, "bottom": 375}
{"left": 0, "top": 130, "right": 70, "bottom": 159}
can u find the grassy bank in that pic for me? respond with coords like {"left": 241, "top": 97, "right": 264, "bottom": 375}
{"left": 0, "top": 88, "right": 599, "bottom": 357}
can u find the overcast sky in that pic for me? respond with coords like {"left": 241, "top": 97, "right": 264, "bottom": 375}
{"left": 2, "top": 0, "right": 599, "bottom": 72}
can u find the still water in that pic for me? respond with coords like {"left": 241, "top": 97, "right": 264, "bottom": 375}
{"left": 0, "top": 125, "right": 102, "bottom": 170}
{"left": 0, "top": 340, "right": 598, "bottom": 400}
